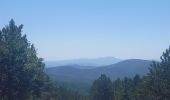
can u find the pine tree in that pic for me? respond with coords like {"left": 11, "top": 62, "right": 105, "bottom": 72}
{"left": 146, "top": 46, "right": 170, "bottom": 100}
{"left": 90, "top": 74, "right": 113, "bottom": 100}
{"left": 0, "top": 19, "right": 48, "bottom": 100}
{"left": 112, "top": 78, "right": 124, "bottom": 100}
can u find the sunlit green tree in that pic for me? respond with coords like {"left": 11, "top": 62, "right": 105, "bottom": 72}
{"left": 0, "top": 19, "right": 48, "bottom": 100}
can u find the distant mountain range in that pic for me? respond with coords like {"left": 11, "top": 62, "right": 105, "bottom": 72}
{"left": 45, "top": 59, "right": 152, "bottom": 86}
{"left": 45, "top": 57, "right": 121, "bottom": 68}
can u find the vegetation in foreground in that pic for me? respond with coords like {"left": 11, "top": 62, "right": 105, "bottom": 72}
{"left": 0, "top": 20, "right": 170, "bottom": 100}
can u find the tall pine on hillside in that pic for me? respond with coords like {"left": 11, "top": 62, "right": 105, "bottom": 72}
{"left": 0, "top": 19, "right": 48, "bottom": 100}
{"left": 146, "top": 46, "right": 170, "bottom": 100}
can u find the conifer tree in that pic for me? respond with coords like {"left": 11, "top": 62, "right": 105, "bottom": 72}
{"left": 146, "top": 46, "right": 170, "bottom": 100}
{"left": 0, "top": 19, "right": 48, "bottom": 100}
{"left": 90, "top": 74, "right": 113, "bottom": 100}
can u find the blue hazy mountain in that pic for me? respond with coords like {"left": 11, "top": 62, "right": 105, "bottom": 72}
{"left": 45, "top": 59, "right": 152, "bottom": 85}
{"left": 45, "top": 57, "right": 121, "bottom": 68}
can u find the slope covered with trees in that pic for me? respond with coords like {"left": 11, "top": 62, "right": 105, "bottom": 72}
{"left": 45, "top": 59, "right": 151, "bottom": 86}
{"left": 90, "top": 47, "right": 170, "bottom": 100}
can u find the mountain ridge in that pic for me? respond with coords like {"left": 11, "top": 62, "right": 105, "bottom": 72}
{"left": 45, "top": 57, "right": 121, "bottom": 68}
{"left": 45, "top": 59, "right": 152, "bottom": 84}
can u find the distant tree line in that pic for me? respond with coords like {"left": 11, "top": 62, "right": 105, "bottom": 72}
{"left": 0, "top": 20, "right": 170, "bottom": 100}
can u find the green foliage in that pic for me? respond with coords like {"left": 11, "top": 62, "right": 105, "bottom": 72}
{"left": 111, "top": 75, "right": 143, "bottom": 100}
{"left": 40, "top": 81, "right": 89, "bottom": 100}
{"left": 110, "top": 46, "right": 170, "bottom": 100}
{"left": 145, "top": 46, "right": 170, "bottom": 100}
{"left": 0, "top": 19, "right": 48, "bottom": 100}
{"left": 90, "top": 46, "right": 170, "bottom": 100}
{"left": 90, "top": 74, "right": 113, "bottom": 100}
{"left": 0, "top": 19, "right": 89, "bottom": 100}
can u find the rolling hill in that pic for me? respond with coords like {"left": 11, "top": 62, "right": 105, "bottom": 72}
{"left": 45, "top": 59, "right": 152, "bottom": 85}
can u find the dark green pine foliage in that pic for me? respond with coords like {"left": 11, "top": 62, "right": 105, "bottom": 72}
{"left": 145, "top": 46, "right": 170, "bottom": 100}
{"left": 111, "top": 75, "right": 144, "bottom": 100}
{"left": 0, "top": 19, "right": 48, "bottom": 100}
{"left": 40, "top": 81, "right": 89, "bottom": 100}
{"left": 90, "top": 74, "right": 113, "bottom": 100}
{"left": 130, "top": 75, "right": 142, "bottom": 100}
{"left": 112, "top": 78, "right": 124, "bottom": 100}
{"left": 121, "top": 77, "right": 132, "bottom": 100}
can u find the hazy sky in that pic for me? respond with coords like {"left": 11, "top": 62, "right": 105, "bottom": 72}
{"left": 0, "top": 0, "right": 170, "bottom": 60}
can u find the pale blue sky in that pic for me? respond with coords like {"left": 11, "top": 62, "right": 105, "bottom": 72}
{"left": 0, "top": 0, "right": 170, "bottom": 60}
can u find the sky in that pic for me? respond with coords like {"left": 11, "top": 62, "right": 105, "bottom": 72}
{"left": 0, "top": 0, "right": 170, "bottom": 61}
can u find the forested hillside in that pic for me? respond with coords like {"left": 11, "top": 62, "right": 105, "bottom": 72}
{"left": 45, "top": 59, "right": 151, "bottom": 92}
{"left": 45, "top": 59, "right": 151, "bottom": 82}
{"left": 0, "top": 20, "right": 170, "bottom": 100}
